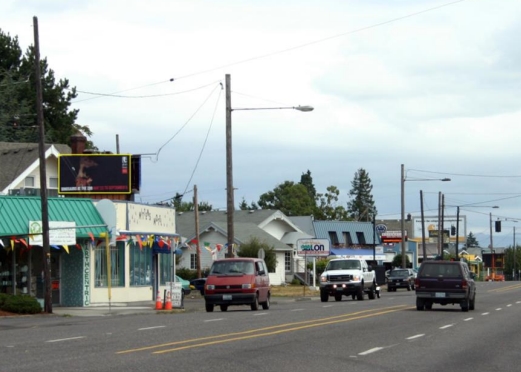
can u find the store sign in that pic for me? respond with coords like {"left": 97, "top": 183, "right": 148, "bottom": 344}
{"left": 29, "top": 221, "right": 76, "bottom": 246}
{"left": 381, "top": 230, "right": 407, "bottom": 243}
{"left": 296, "top": 239, "right": 330, "bottom": 256}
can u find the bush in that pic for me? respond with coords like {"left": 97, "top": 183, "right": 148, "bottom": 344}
{"left": 0, "top": 293, "right": 8, "bottom": 308}
{"left": 1, "top": 295, "right": 42, "bottom": 314}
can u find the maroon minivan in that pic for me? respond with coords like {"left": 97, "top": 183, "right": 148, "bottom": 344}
{"left": 204, "top": 258, "right": 271, "bottom": 312}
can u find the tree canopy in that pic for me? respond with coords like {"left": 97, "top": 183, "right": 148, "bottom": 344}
{"left": 0, "top": 28, "right": 92, "bottom": 146}
{"left": 236, "top": 237, "right": 277, "bottom": 272}
{"left": 257, "top": 180, "right": 315, "bottom": 216}
{"left": 465, "top": 232, "right": 480, "bottom": 248}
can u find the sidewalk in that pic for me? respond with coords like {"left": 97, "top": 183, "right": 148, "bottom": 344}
{"left": 51, "top": 294, "right": 318, "bottom": 317}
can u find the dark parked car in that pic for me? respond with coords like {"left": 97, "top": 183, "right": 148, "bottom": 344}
{"left": 386, "top": 269, "right": 415, "bottom": 291}
{"left": 190, "top": 278, "right": 207, "bottom": 295}
{"left": 415, "top": 261, "right": 476, "bottom": 312}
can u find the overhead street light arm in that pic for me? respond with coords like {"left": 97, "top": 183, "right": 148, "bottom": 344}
{"left": 232, "top": 105, "right": 314, "bottom": 112}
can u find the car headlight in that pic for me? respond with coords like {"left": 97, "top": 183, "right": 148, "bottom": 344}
{"left": 206, "top": 284, "right": 215, "bottom": 290}
{"left": 320, "top": 276, "right": 327, "bottom": 282}
{"left": 353, "top": 275, "right": 361, "bottom": 281}
{"left": 242, "top": 283, "right": 253, "bottom": 289}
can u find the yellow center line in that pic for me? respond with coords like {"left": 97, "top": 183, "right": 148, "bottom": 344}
{"left": 487, "top": 284, "right": 521, "bottom": 292}
{"left": 117, "top": 305, "right": 408, "bottom": 355}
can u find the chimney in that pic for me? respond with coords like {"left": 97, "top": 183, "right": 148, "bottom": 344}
{"left": 70, "top": 131, "right": 87, "bottom": 154}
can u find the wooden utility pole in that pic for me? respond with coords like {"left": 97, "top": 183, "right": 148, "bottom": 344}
{"left": 194, "top": 185, "right": 201, "bottom": 278}
{"left": 225, "top": 74, "right": 234, "bottom": 258}
{"left": 420, "top": 190, "right": 427, "bottom": 262}
{"left": 33, "top": 16, "right": 52, "bottom": 313}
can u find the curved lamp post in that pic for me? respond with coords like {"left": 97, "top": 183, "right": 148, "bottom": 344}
{"left": 225, "top": 74, "right": 313, "bottom": 257}
{"left": 400, "top": 164, "right": 451, "bottom": 268}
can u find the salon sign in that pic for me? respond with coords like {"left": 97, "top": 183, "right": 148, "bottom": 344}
{"left": 28, "top": 221, "right": 76, "bottom": 246}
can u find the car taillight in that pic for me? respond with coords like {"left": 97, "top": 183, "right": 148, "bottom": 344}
{"left": 415, "top": 278, "right": 419, "bottom": 287}
{"left": 461, "top": 279, "right": 468, "bottom": 289}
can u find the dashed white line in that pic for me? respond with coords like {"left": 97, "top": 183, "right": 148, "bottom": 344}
{"left": 516, "top": 301, "right": 521, "bottom": 304}
{"left": 507, "top": 304, "right": 512, "bottom": 307}
{"left": 138, "top": 326, "right": 166, "bottom": 331}
{"left": 482, "top": 312, "right": 490, "bottom": 316}
{"left": 291, "top": 309, "right": 304, "bottom": 312}
{"left": 407, "top": 334, "right": 425, "bottom": 340}
{"left": 464, "top": 318, "right": 473, "bottom": 321}
{"left": 204, "top": 318, "right": 224, "bottom": 322}
{"left": 496, "top": 308, "right": 502, "bottom": 311}
{"left": 46, "top": 336, "right": 85, "bottom": 343}
{"left": 440, "top": 324, "right": 454, "bottom": 330}
{"left": 253, "top": 312, "right": 268, "bottom": 316}
{"left": 359, "top": 347, "right": 384, "bottom": 355}
{"left": 323, "top": 305, "right": 334, "bottom": 308}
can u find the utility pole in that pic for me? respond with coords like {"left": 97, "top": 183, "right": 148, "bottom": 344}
{"left": 225, "top": 74, "right": 234, "bottom": 258}
{"left": 441, "top": 193, "right": 445, "bottom": 256}
{"left": 400, "top": 164, "right": 406, "bottom": 268}
{"left": 33, "top": 16, "right": 52, "bottom": 314}
{"left": 437, "top": 192, "right": 442, "bottom": 256}
{"left": 455, "top": 206, "right": 460, "bottom": 259}
{"left": 194, "top": 185, "right": 201, "bottom": 278}
{"left": 420, "top": 190, "right": 426, "bottom": 262}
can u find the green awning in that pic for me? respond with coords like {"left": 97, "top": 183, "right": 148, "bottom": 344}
{"left": 0, "top": 196, "right": 107, "bottom": 239}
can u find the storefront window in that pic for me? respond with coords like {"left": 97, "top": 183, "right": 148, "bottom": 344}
{"left": 129, "top": 242, "right": 152, "bottom": 286}
{"left": 94, "top": 242, "right": 125, "bottom": 287}
{"left": 159, "top": 253, "right": 179, "bottom": 285}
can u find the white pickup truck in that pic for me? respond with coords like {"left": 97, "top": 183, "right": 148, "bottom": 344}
{"left": 319, "top": 258, "right": 377, "bottom": 301}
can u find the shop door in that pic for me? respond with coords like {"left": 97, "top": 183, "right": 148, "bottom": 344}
{"left": 51, "top": 249, "right": 61, "bottom": 304}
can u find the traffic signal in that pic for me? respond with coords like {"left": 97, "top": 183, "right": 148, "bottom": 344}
{"left": 495, "top": 220, "right": 501, "bottom": 232}
{"left": 450, "top": 225, "right": 456, "bottom": 235}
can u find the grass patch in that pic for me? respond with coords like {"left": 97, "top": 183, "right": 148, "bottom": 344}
{"left": 270, "top": 285, "right": 319, "bottom": 297}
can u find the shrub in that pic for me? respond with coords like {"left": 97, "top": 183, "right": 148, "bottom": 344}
{"left": 1, "top": 295, "right": 42, "bottom": 314}
{"left": 0, "top": 293, "right": 8, "bottom": 308}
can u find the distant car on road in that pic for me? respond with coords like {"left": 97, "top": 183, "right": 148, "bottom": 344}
{"left": 190, "top": 278, "right": 207, "bottom": 295}
{"left": 386, "top": 269, "right": 415, "bottom": 291}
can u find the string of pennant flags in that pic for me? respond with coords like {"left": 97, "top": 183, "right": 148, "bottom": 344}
{"left": 0, "top": 233, "right": 181, "bottom": 254}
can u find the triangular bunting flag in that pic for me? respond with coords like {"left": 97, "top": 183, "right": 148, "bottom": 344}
{"left": 62, "top": 245, "right": 69, "bottom": 254}
{"left": 76, "top": 243, "right": 82, "bottom": 250}
{"left": 88, "top": 232, "right": 95, "bottom": 242}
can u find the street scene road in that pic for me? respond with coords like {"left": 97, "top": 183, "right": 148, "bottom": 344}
{"left": 1, "top": 281, "right": 520, "bottom": 372}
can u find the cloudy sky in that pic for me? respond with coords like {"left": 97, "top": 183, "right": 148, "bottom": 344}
{"left": 4, "top": 0, "right": 521, "bottom": 248}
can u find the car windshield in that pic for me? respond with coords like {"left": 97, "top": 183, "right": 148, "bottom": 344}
{"left": 420, "top": 264, "right": 462, "bottom": 278}
{"left": 327, "top": 260, "right": 361, "bottom": 270}
{"left": 210, "top": 261, "right": 255, "bottom": 275}
{"left": 391, "top": 270, "right": 409, "bottom": 277}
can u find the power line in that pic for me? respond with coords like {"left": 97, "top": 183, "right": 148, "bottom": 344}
{"left": 409, "top": 169, "right": 521, "bottom": 178}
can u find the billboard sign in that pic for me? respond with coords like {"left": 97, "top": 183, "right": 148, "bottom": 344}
{"left": 296, "top": 239, "right": 330, "bottom": 256}
{"left": 58, "top": 154, "right": 131, "bottom": 194}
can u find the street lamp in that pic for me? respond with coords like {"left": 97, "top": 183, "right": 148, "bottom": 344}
{"left": 225, "top": 74, "right": 313, "bottom": 257}
{"left": 400, "top": 164, "right": 450, "bottom": 269}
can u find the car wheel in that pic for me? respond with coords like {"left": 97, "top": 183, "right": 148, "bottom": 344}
{"left": 368, "top": 281, "right": 376, "bottom": 300}
{"left": 334, "top": 294, "right": 342, "bottom": 302}
{"left": 407, "top": 285, "right": 411, "bottom": 291}
{"left": 356, "top": 284, "right": 364, "bottom": 301}
{"left": 351, "top": 294, "right": 356, "bottom": 300}
{"left": 416, "top": 298, "right": 425, "bottom": 311}
{"left": 320, "top": 290, "right": 329, "bottom": 302}
{"left": 425, "top": 302, "right": 433, "bottom": 310}
{"left": 469, "top": 294, "right": 475, "bottom": 311}
{"left": 251, "top": 295, "right": 259, "bottom": 311}
{"left": 220, "top": 305, "right": 228, "bottom": 312}
{"left": 387, "top": 287, "right": 391, "bottom": 292}
{"left": 261, "top": 295, "right": 270, "bottom": 310}
{"left": 461, "top": 298, "right": 469, "bottom": 312}
{"left": 205, "top": 304, "right": 214, "bottom": 312}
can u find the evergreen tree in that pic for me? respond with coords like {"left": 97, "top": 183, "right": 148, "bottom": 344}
{"left": 239, "top": 197, "right": 258, "bottom": 210}
{"left": 299, "top": 170, "right": 316, "bottom": 201}
{"left": 346, "top": 168, "right": 377, "bottom": 222}
{"left": 258, "top": 181, "right": 315, "bottom": 216}
{"left": 464, "top": 232, "right": 480, "bottom": 248}
{"left": 0, "top": 28, "right": 92, "bottom": 145}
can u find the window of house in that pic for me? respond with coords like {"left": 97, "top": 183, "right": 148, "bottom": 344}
{"left": 356, "top": 232, "right": 366, "bottom": 245}
{"left": 328, "top": 231, "right": 339, "bottom": 245}
{"left": 343, "top": 232, "right": 353, "bottom": 246}
{"left": 48, "top": 177, "right": 58, "bottom": 188}
{"left": 285, "top": 251, "right": 291, "bottom": 272}
{"left": 160, "top": 254, "right": 174, "bottom": 285}
{"left": 25, "top": 176, "right": 35, "bottom": 187}
{"left": 129, "top": 242, "right": 152, "bottom": 286}
{"left": 95, "top": 241, "right": 125, "bottom": 287}
{"left": 190, "top": 253, "right": 198, "bottom": 270}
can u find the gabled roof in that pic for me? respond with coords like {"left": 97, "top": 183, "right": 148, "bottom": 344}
{"left": 0, "top": 196, "right": 106, "bottom": 239}
{"left": 175, "top": 209, "right": 292, "bottom": 239}
{"left": 0, "top": 142, "right": 71, "bottom": 192}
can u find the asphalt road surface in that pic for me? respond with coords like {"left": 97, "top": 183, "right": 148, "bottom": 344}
{"left": 1, "top": 281, "right": 520, "bottom": 372}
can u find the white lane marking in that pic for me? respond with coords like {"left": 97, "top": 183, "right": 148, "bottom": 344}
{"left": 517, "top": 301, "right": 521, "bottom": 304}
{"left": 440, "top": 324, "right": 454, "bottom": 329}
{"left": 482, "top": 312, "right": 490, "bottom": 316}
{"left": 407, "top": 334, "right": 425, "bottom": 340}
{"left": 204, "top": 318, "right": 224, "bottom": 322}
{"left": 291, "top": 309, "right": 304, "bottom": 312}
{"left": 496, "top": 308, "right": 502, "bottom": 311}
{"left": 359, "top": 347, "right": 384, "bottom": 355}
{"left": 323, "top": 305, "right": 334, "bottom": 308}
{"left": 138, "top": 326, "right": 166, "bottom": 331}
{"left": 507, "top": 304, "right": 512, "bottom": 307}
{"left": 46, "top": 336, "right": 85, "bottom": 343}
{"left": 253, "top": 312, "right": 268, "bottom": 316}
{"left": 464, "top": 318, "right": 473, "bottom": 321}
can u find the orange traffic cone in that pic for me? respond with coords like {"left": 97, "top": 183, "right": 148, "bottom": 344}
{"left": 164, "top": 291, "right": 172, "bottom": 310}
{"left": 155, "top": 290, "right": 163, "bottom": 310}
